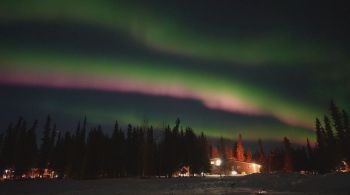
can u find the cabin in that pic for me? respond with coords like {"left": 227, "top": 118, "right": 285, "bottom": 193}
{"left": 172, "top": 165, "right": 190, "bottom": 177}
{"left": 208, "top": 134, "right": 262, "bottom": 176}
{"left": 2, "top": 168, "right": 15, "bottom": 180}
{"left": 210, "top": 157, "right": 261, "bottom": 175}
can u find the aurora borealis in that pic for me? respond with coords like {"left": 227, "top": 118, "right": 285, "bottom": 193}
{"left": 0, "top": 1, "right": 349, "bottom": 144}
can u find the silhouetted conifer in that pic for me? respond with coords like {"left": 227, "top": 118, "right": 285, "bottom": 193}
{"left": 39, "top": 115, "right": 52, "bottom": 169}
{"left": 246, "top": 148, "right": 252, "bottom": 163}
{"left": 257, "top": 139, "right": 266, "bottom": 172}
{"left": 342, "top": 110, "right": 350, "bottom": 162}
{"left": 306, "top": 138, "right": 314, "bottom": 171}
{"left": 283, "top": 137, "right": 293, "bottom": 172}
{"left": 330, "top": 100, "right": 345, "bottom": 143}
{"left": 235, "top": 134, "right": 245, "bottom": 161}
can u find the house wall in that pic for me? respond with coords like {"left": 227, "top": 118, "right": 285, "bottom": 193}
{"left": 230, "top": 161, "right": 260, "bottom": 174}
{"left": 210, "top": 158, "right": 261, "bottom": 175}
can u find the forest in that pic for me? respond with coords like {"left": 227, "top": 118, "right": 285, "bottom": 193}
{"left": 250, "top": 101, "right": 350, "bottom": 173}
{"left": 0, "top": 117, "right": 210, "bottom": 179}
{"left": 0, "top": 101, "right": 349, "bottom": 179}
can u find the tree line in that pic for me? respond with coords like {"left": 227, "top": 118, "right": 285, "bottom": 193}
{"left": 0, "top": 117, "right": 210, "bottom": 179}
{"left": 250, "top": 101, "right": 350, "bottom": 173}
{"left": 0, "top": 100, "right": 348, "bottom": 177}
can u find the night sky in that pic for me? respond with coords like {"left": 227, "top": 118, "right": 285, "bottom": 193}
{"left": 0, "top": 1, "right": 349, "bottom": 144}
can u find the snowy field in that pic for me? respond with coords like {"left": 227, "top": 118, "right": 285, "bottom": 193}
{"left": 1, "top": 173, "right": 350, "bottom": 195}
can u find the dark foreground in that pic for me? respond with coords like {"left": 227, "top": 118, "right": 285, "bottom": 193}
{"left": 1, "top": 173, "right": 350, "bottom": 195}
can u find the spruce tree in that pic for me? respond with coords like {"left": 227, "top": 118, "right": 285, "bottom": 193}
{"left": 315, "top": 118, "right": 326, "bottom": 150}
{"left": 306, "top": 138, "right": 313, "bottom": 171}
{"left": 324, "top": 115, "right": 337, "bottom": 170}
{"left": 14, "top": 119, "right": 27, "bottom": 175}
{"left": 0, "top": 132, "right": 3, "bottom": 171}
{"left": 283, "top": 137, "right": 293, "bottom": 172}
{"left": 111, "top": 120, "right": 125, "bottom": 177}
{"left": 257, "top": 139, "right": 266, "bottom": 171}
{"left": 2, "top": 123, "right": 14, "bottom": 170}
{"left": 63, "top": 131, "right": 73, "bottom": 177}
{"left": 342, "top": 110, "right": 350, "bottom": 162}
{"left": 329, "top": 101, "right": 345, "bottom": 148}
{"left": 198, "top": 132, "right": 210, "bottom": 174}
{"left": 39, "top": 115, "right": 52, "bottom": 169}
{"left": 246, "top": 148, "right": 252, "bottom": 163}
{"left": 236, "top": 134, "right": 245, "bottom": 161}
{"left": 52, "top": 131, "right": 65, "bottom": 177}
{"left": 26, "top": 120, "right": 38, "bottom": 169}
{"left": 144, "top": 126, "right": 155, "bottom": 176}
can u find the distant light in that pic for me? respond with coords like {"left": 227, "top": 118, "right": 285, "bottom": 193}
{"left": 251, "top": 163, "right": 261, "bottom": 173}
{"left": 252, "top": 163, "right": 257, "bottom": 172}
{"left": 257, "top": 190, "right": 268, "bottom": 194}
{"left": 215, "top": 159, "right": 222, "bottom": 166}
{"left": 231, "top": 170, "right": 237, "bottom": 175}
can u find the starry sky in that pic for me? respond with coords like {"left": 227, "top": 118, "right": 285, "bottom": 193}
{"left": 0, "top": 0, "right": 349, "bottom": 144}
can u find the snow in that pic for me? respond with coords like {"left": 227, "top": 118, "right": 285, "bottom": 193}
{"left": 0, "top": 173, "right": 349, "bottom": 195}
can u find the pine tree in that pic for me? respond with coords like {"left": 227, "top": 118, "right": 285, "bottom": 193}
{"left": 257, "top": 139, "right": 266, "bottom": 171}
{"left": 198, "top": 132, "right": 210, "bottom": 174}
{"left": 343, "top": 110, "right": 350, "bottom": 136}
{"left": 219, "top": 136, "right": 226, "bottom": 160}
{"left": 171, "top": 118, "right": 181, "bottom": 174}
{"left": 82, "top": 125, "right": 107, "bottom": 178}
{"left": 63, "top": 131, "right": 73, "bottom": 177}
{"left": 246, "top": 148, "right": 252, "bottom": 163}
{"left": 324, "top": 116, "right": 335, "bottom": 146}
{"left": 39, "top": 115, "right": 52, "bottom": 168}
{"left": 342, "top": 110, "right": 350, "bottom": 162}
{"left": 3, "top": 121, "right": 17, "bottom": 168}
{"left": 0, "top": 132, "right": 4, "bottom": 171}
{"left": 143, "top": 126, "right": 155, "bottom": 176}
{"left": 26, "top": 120, "right": 38, "bottom": 169}
{"left": 125, "top": 124, "right": 137, "bottom": 176}
{"left": 48, "top": 123, "right": 57, "bottom": 169}
{"left": 136, "top": 127, "right": 145, "bottom": 176}
{"left": 315, "top": 118, "right": 327, "bottom": 172}
{"left": 323, "top": 115, "right": 337, "bottom": 170}
{"left": 111, "top": 120, "right": 125, "bottom": 177}
{"left": 306, "top": 138, "right": 313, "bottom": 171}
{"left": 315, "top": 118, "right": 326, "bottom": 150}
{"left": 71, "top": 118, "right": 87, "bottom": 178}
{"left": 52, "top": 131, "right": 65, "bottom": 177}
{"left": 292, "top": 147, "right": 308, "bottom": 172}
{"left": 283, "top": 137, "right": 293, "bottom": 172}
{"left": 183, "top": 127, "right": 195, "bottom": 174}
{"left": 218, "top": 136, "right": 227, "bottom": 174}
{"left": 329, "top": 101, "right": 345, "bottom": 148}
{"left": 14, "top": 119, "right": 27, "bottom": 175}
{"left": 209, "top": 144, "right": 219, "bottom": 159}
{"left": 235, "top": 134, "right": 245, "bottom": 161}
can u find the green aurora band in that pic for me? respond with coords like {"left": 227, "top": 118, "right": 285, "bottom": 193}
{"left": 1, "top": 0, "right": 348, "bottom": 65}
{"left": 0, "top": 48, "right": 321, "bottom": 128}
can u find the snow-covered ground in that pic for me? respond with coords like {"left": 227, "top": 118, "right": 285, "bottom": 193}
{"left": 1, "top": 173, "right": 349, "bottom": 195}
